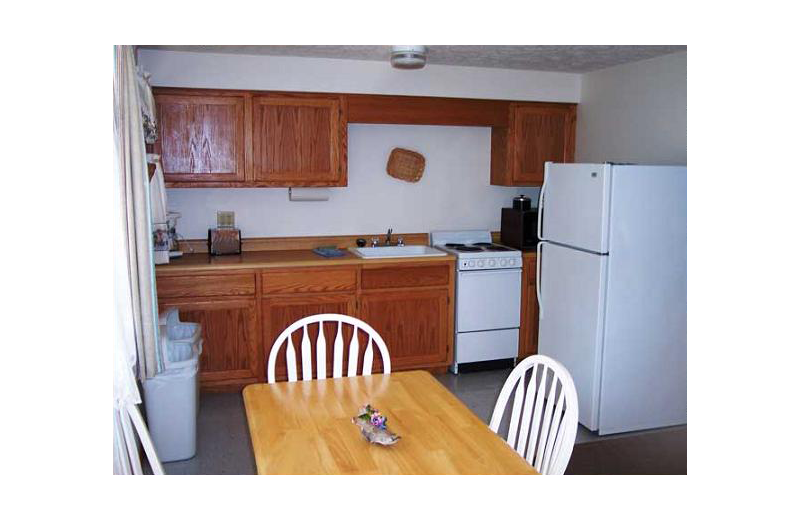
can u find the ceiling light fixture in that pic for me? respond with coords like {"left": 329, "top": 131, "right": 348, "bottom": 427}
{"left": 390, "top": 45, "right": 427, "bottom": 69}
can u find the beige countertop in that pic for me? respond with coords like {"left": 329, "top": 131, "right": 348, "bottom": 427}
{"left": 156, "top": 249, "right": 456, "bottom": 274}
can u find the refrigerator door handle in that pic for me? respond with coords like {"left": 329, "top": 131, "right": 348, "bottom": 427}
{"left": 537, "top": 165, "right": 547, "bottom": 241}
{"left": 536, "top": 240, "right": 544, "bottom": 318}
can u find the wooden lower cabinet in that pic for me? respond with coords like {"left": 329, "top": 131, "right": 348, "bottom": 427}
{"left": 262, "top": 293, "right": 357, "bottom": 382}
{"left": 157, "top": 297, "right": 261, "bottom": 389}
{"left": 359, "top": 288, "right": 451, "bottom": 370}
{"left": 518, "top": 254, "right": 539, "bottom": 359}
{"left": 156, "top": 259, "right": 455, "bottom": 388}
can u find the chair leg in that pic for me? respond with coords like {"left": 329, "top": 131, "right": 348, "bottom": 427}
{"left": 126, "top": 402, "right": 165, "bottom": 475}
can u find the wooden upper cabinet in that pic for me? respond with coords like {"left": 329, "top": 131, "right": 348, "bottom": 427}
{"left": 154, "top": 93, "right": 246, "bottom": 185}
{"left": 491, "top": 103, "right": 576, "bottom": 186}
{"left": 252, "top": 95, "right": 347, "bottom": 186}
{"left": 152, "top": 87, "right": 573, "bottom": 189}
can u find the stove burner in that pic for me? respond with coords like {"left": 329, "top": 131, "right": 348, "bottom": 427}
{"left": 486, "top": 245, "right": 513, "bottom": 251}
{"left": 455, "top": 246, "right": 483, "bottom": 252}
{"left": 445, "top": 243, "right": 465, "bottom": 248}
{"left": 473, "top": 242, "right": 492, "bottom": 246}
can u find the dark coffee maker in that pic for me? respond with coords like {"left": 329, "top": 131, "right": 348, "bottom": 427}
{"left": 501, "top": 195, "right": 539, "bottom": 250}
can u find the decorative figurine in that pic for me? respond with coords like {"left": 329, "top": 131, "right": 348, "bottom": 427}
{"left": 352, "top": 404, "right": 401, "bottom": 446}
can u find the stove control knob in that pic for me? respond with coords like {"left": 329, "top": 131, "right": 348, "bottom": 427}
{"left": 489, "top": 259, "right": 496, "bottom": 267}
{"left": 468, "top": 260, "right": 475, "bottom": 267}
{"left": 500, "top": 259, "right": 508, "bottom": 267}
{"left": 478, "top": 260, "right": 485, "bottom": 268}
{"left": 509, "top": 258, "right": 517, "bottom": 266}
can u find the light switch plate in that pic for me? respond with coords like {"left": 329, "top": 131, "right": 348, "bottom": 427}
{"left": 216, "top": 211, "right": 235, "bottom": 228}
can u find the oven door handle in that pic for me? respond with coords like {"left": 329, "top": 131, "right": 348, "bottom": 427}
{"left": 536, "top": 241, "right": 544, "bottom": 318}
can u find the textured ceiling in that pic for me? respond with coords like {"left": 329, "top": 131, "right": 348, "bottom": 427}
{"left": 138, "top": 45, "right": 686, "bottom": 73}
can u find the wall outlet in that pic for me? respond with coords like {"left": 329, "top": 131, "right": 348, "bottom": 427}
{"left": 216, "top": 211, "right": 235, "bottom": 228}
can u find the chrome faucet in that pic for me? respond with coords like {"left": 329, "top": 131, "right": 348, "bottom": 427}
{"left": 385, "top": 228, "right": 393, "bottom": 246}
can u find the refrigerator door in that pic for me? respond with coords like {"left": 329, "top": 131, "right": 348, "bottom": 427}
{"left": 598, "top": 165, "right": 687, "bottom": 434}
{"left": 537, "top": 241, "right": 607, "bottom": 431}
{"left": 540, "top": 162, "right": 612, "bottom": 253}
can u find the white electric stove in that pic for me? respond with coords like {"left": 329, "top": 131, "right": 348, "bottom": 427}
{"left": 430, "top": 230, "right": 522, "bottom": 373}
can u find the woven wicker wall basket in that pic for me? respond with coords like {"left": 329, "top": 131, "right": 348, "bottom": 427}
{"left": 386, "top": 148, "right": 425, "bottom": 183}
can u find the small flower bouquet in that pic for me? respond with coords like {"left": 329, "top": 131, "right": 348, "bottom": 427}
{"left": 351, "top": 404, "right": 401, "bottom": 446}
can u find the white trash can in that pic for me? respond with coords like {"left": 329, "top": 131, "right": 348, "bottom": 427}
{"left": 143, "top": 308, "right": 203, "bottom": 462}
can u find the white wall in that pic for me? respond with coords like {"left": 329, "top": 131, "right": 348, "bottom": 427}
{"left": 137, "top": 50, "right": 581, "bottom": 102}
{"left": 169, "top": 124, "right": 538, "bottom": 239}
{"left": 575, "top": 51, "right": 687, "bottom": 165}
{"left": 138, "top": 50, "right": 575, "bottom": 239}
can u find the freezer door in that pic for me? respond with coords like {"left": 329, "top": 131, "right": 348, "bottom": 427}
{"left": 537, "top": 241, "right": 607, "bottom": 431}
{"left": 457, "top": 269, "right": 521, "bottom": 332}
{"left": 540, "top": 162, "right": 612, "bottom": 253}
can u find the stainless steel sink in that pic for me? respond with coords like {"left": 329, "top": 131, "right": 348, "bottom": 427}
{"left": 350, "top": 245, "right": 448, "bottom": 259}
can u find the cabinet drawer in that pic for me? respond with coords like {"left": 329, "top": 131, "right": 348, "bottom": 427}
{"left": 261, "top": 268, "right": 356, "bottom": 295}
{"left": 361, "top": 264, "right": 451, "bottom": 290}
{"left": 157, "top": 273, "right": 256, "bottom": 298}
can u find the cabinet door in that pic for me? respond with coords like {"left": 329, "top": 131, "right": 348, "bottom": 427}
{"left": 518, "top": 256, "right": 539, "bottom": 359}
{"left": 154, "top": 94, "right": 246, "bottom": 184}
{"left": 262, "top": 294, "right": 357, "bottom": 381}
{"left": 158, "top": 297, "right": 260, "bottom": 387}
{"left": 252, "top": 95, "right": 345, "bottom": 186}
{"left": 359, "top": 288, "right": 450, "bottom": 370}
{"left": 511, "top": 104, "right": 576, "bottom": 185}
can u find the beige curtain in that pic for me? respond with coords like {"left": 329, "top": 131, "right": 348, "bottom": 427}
{"left": 114, "top": 45, "right": 164, "bottom": 475}
{"left": 113, "top": 45, "right": 159, "bottom": 379}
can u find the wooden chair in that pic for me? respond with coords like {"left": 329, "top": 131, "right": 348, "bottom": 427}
{"left": 489, "top": 355, "right": 579, "bottom": 475}
{"left": 267, "top": 313, "right": 391, "bottom": 383}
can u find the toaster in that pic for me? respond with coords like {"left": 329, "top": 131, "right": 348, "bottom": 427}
{"left": 208, "top": 228, "right": 242, "bottom": 255}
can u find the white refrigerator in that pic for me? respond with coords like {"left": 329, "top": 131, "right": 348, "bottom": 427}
{"left": 536, "top": 162, "right": 687, "bottom": 435}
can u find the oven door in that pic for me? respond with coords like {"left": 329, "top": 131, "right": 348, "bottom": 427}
{"left": 456, "top": 268, "right": 522, "bottom": 332}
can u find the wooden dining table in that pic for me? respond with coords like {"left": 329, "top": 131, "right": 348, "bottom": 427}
{"left": 243, "top": 370, "right": 538, "bottom": 474}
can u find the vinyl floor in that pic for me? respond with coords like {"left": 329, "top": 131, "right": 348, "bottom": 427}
{"left": 159, "top": 368, "right": 686, "bottom": 475}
